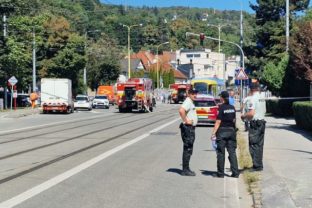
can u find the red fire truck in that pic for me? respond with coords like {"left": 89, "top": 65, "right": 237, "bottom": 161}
{"left": 116, "top": 78, "right": 153, "bottom": 113}
{"left": 169, "top": 83, "right": 192, "bottom": 104}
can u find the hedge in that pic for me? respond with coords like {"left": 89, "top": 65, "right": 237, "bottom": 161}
{"left": 266, "top": 99, "right": 308, "bottom": 117}
{"left": 293, "top": 101, "right": 312, "bottom": 131}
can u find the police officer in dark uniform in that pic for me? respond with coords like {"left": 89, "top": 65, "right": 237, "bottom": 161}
{"left": 241, "top": 82, "right": 266, "bottom": 171}
{"left": 211, "top": 91, "right": 239, "bottom": 178}
{"left": 179, "top": 88, "right": 198, "bottom": 176}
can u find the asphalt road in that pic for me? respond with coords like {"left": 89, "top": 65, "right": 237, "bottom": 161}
{"left": 0, "top": 104, "right": 251, "bottom": 208}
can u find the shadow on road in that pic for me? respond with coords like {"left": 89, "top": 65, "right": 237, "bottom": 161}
{"left": 289, "top": 149, "right": 312, "bottom": 155}
{"left": 166, "top": 168, "right": 183, "bottom": 175}
{"left": 267, "top": 122, "right": 312, "bottom": 142}
{"left": 200, "top": 170, "right": 231, "bottom": 177}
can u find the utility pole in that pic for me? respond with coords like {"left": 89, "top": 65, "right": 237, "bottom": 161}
{"left": 3, "top": 14, "right": 7, "bottom": 109}
{"left": 83, "top": 32, "right": 87, "bottom": 90}
{"left": 286, "top": 0, "right": 289, "bottom": 52}
{"left": 32, "top": 29, "right": 36, "bottom": 92}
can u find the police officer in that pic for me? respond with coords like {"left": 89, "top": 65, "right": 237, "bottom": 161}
{"left": 211, "top": 91, "right": 239, "bottom": 178}
{"left": 179, "top": 88, "right": 198, "bottom": 176}
{"left": 241, "top": 82, "right": 266, "bottom": 171}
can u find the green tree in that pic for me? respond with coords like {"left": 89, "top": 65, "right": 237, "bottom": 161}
{"left": 39, "top": 16, "right": 86, "bottom": 94}
{"left": 87, "top": 34, "right": 122, "bottom": 90}
{"left": 262, "top": 53, "right": 289, "bottom": 95}
{"left": 246, "top": 0, "right": 309, "bottom": 94}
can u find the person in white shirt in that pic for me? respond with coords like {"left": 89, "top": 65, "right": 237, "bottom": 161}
{"left": 178, "top": 88, "right": 198, "bottom": 176}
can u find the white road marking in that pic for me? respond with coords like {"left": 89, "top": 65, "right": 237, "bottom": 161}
{"left": 0, "top": 114, "right": 111, "bottom": 135}
{"left": 0, "top": 118, "right": 180, "bottom": 208}
{"left": 224, "top": 152, "right": 241, "bottom": 208}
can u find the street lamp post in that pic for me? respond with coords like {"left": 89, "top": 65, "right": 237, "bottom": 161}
{"left": 207, "top": 24, "right": 228, "bottom": 53}
{"left": 84, "top": 30, "right": 100, "bottom": 94}
{"left": 122, "top": 24, "right": 143, "bottom": 79}
{"left": 286, "top": 0, "right": 289, "bottom": 52}
{"left": 32, "top": 29, "right": 36, "bottom": 93}
{"left": 156, "top": 42, "right": 169, "bottom": 89}
{"left": 186, "top": 32, "right": 245, "bottom": 101}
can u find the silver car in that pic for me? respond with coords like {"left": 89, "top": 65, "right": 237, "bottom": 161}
{"left": 74, "top": 95, "right": 92, "bottom": 111}
{"left": 92, "top": 95, "right": 110, "bottom": 109}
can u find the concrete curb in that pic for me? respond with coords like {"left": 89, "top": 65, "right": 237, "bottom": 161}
{"left": 0, "top": 108, "right": 40, "bottom": 118}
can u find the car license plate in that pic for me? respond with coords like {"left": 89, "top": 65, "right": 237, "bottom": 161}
{"left": 198, "top": 116, "right": 207, "bottom": 119}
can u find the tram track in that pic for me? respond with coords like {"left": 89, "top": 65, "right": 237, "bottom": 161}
{"left": 0, "top": 108, "right": 175, "bottom": 145}
{"left": 0, "top": 114, "right": 177, "bottom": 185}
{"left": 0, "top": 110, "right": 176, "bottom": 161}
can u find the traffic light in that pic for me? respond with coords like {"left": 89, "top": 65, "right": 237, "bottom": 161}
{"left": 200, "top": 33, "right": 205, "bottom": 46}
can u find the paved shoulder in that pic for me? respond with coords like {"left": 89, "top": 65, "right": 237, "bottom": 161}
{"left": 262, "top": 116, "right": 312, "bottom": 208}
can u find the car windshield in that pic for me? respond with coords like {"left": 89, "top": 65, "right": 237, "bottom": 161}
{"left": 194, "top": 83, "right": 213, "bottom": 94}
{"left": 76, "top": 97, "right": 88, "bottom": 101}
{"left": 95, "top": 96, "right": 107, "bottom": 99}
{"left": 194, "top": 100, "right": 216, "bottom": 107}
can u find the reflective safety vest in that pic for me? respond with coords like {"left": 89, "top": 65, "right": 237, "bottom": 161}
{"left": 30, "top": 93, "right": 38, "bottom": 101}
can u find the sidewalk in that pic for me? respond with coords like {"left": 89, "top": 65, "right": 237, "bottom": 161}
{"left": 0, "top": 108, "right": 40, "bottom": 118}
{"left": 240, "top": 116, "right": 312, "bottom": 208}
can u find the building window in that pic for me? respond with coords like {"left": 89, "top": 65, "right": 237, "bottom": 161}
{"left": 204, "top": 65, "right": 209, "bottom": 69}
{"left": 194, "top": 54, "right": 201, "bottom": 58}
{"left": 206, "top": 53, "right": 209, "bottom": 59}
{"left": 186, "top": 54, "right": 193, "bottom": 58}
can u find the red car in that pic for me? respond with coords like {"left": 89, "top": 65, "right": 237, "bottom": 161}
{"left": 194, "top": 94, "right": 219, "bottom": 125}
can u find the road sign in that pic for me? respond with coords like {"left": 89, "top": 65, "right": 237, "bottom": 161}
{"left": 13, "top": 90, "right": 18, "bottom": 98}
{"left": 8, "top": 76, "right": 18, "bottom": 86}
{"left": 236, "top": 68, "right": 248, "bottom": 80}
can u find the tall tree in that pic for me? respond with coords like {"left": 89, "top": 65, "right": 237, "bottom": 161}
{"left": 87, "top": 34, "right": 122, "bottom": 90}
{"left": 246, "top": 0, "right": 309, "bottom": 88}
{"left": 39, "top": 16, "right": 86, "bottom": 94}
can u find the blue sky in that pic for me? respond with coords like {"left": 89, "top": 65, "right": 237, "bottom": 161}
{"left": 101, "top": 0, "right": 312, "bottom": 13}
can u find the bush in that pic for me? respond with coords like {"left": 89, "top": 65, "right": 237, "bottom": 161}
{"left": 266, "top": 99, "right": 308, "bottom": 117}
{"left": 293, "top": 101, "right": 312, "bottom": 131}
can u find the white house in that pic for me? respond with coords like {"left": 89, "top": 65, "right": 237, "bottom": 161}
{"left": 226, "top": 56, "right": 241, "bottom": 85}
{"left": 175, "top": 49, "right": 226, "bottom": 81}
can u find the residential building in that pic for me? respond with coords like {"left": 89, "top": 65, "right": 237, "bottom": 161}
{"left": 226, "top": 56, "right": 241, "bottom": 85}
{"left": 120, "top": 58, "right": 148, "bottom": 78}
{"left": 175, "top": 49, "right": 225, "bottom": 81}
{"left": 124, "top": 50, "right": 187, "bottom": 85}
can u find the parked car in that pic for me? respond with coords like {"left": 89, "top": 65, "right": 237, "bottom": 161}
{"left": 92, "top": 95, "right": 109, "bottom": 109}
{"left": 194, "top": 94, "right": 219, "bottom": 126}
{"left": 17, "top": 94, "right": 31, "bottom": 107}
{"left": 74, "top": 95, "right": 92, "bottom": 111}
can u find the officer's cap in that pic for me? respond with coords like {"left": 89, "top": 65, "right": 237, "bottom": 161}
{"left": 219, "top": 91, "right": 229, "bottom": 99}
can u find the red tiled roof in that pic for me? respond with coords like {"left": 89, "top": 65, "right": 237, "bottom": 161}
{"left": 174, "top": 69, "right": 187, "bottom": 79}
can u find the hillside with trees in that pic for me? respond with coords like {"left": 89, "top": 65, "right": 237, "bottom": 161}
{"left": 0, "top": 0, "right": 311, "bottom": 97}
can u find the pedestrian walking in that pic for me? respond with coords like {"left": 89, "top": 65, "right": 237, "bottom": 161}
{"left": 211, "top": 91, "right": 239, "bottom": 178}
{"left": 229, "top": 89, "right": 235, "bottom": 106}
{"left": 167, "top": 94, "right": 171, "bottom": 104}
{"left": 178, "top": 88, "right": 198, "bottom": 176}
{"left": 241, "top": 82, "right": 266, "bottom": 172}
{"left": 152, "top": 93, "right": 156, "bottom": 107}
{"left": 30, "top": 91, "right": 38, "bottom": 109}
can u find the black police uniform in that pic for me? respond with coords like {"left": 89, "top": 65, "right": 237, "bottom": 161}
{"left": 180, "top": 123, "right": 195, "bottom": 172}
{"left": 247, "top": 90, "right": 266, "bottom": 171}
{"left": 249, "top": 119, "right": 266, "bottom": 170}
{"left": 216, "top": 104, "right": 239, "bottom": 177}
